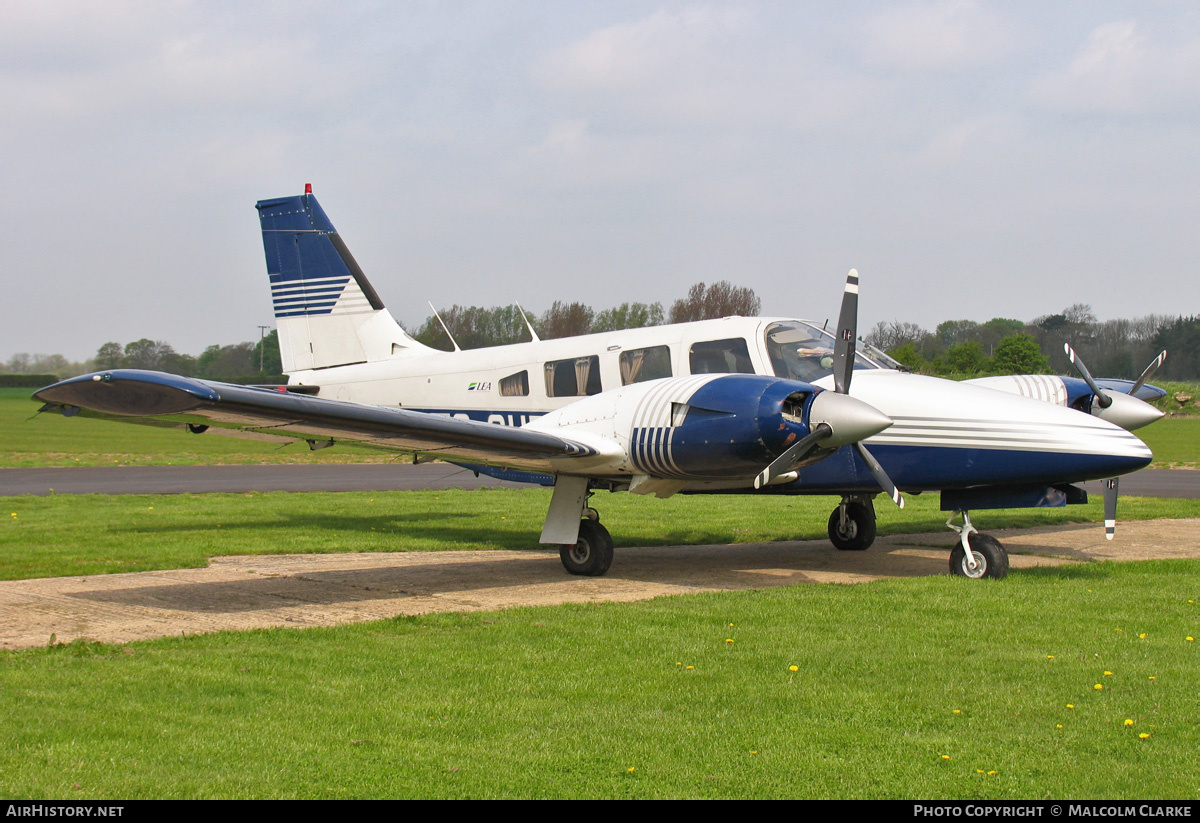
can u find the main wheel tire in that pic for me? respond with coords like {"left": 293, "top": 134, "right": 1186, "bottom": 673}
{"left": 949, "top": 533, "right": 1009, "bottom": 579}
{"left": 827, "top": 501, "right": 876, "bottom": 551}
{"left": 560, "top": 520, "right": 614, "bottom": 577}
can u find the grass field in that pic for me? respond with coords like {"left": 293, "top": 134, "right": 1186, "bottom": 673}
{"left": 3, "top": 384, "right": 1198, "bottom": 799}
{"left": 1, "top": 560, "right": 1197, "bottom": 798}
{"left": 4, "top": 488, "right": 1200, "bottom": 581}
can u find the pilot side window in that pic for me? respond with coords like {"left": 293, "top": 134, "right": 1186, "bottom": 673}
{"left": 619, "top": 346, "right": 672, "bottom": 385}
{"left": 689, "top": 338, "right": 756, "bottom": 375}
{"left": 499, "top": 370, "right": 529, "bottom": 397}
{"left": 544, "top": 355, "right": 602, "bottom": 397}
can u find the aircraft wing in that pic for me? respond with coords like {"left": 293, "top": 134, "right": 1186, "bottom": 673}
{"left": 33, "top": 370, "right": 604, "bottom": 472}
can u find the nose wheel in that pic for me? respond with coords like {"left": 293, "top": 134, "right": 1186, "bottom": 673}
{"left": 946, "top": 511, "right": 1008, "bottom": 579}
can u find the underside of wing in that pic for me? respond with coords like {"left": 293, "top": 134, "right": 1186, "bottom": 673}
{"left": 34, "top": 370, "right": 603, "bottom": 472}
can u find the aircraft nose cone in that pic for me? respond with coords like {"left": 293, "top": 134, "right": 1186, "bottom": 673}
{"left": 808, "top": 390, "right": 893, "bottom": 448}
{"left": 1095, "top": 391, "right": 1164, "bottom": 431}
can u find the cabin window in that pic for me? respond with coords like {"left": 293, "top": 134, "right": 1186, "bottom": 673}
{"left": 500, "top": 370, "right": 529, "bottom": 397}
{"left": 544, "top": 355, "right": 602, "bottom": 397}
{"left": 689, "top": 338, "right": 755, "bottom": 375}
{"left": 619, "top": 346, "right": 672, "bottom": 385}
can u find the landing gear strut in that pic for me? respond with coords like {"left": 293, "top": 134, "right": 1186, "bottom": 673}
{"left": 946, "top": 511, "right": 1008, "bottom": 579}
{"left": 559, "top": 514, "right": 614, "bottom": 577}
{"left": 828, "top": 496, "right": 877, "bottom": 551}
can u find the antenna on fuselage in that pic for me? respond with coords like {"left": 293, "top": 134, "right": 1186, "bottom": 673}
{"left": 515, "top": 303, "right": 541, "bottom": 343}
{"left": 427, "top": 301, "right": 461, "bottom": 352}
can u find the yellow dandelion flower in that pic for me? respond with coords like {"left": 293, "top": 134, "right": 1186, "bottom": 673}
{"left": 686, "top": 665, "right": 694, "bottom": 670}
{"left": 1139, "top": 733, "right": 1150, "bottom": 740}
{"left": 750, "top": 751, "right": 758, "bottom": 755}
{"left": 1094, "top": 684, "right": 1103, "bottom": 690}
{"left": 789, "top": 665, "right": 798, "bottom": 672}
{"left": 941, "top": 755, "right": 950, "bottom": 761}
{"left": 1104, "top": 671, "right": 1112, "bottom": 676}
{"left": 676, "top": 662, "right": 682, "bottom": 667}
{"left": 1056, "top": 724, "right": 1063, "bottom": 729}
{"left": 953, "top": 709, "right": 962, "bottom": 715}
{"left": 987, "top": 771, "right": 997, "bottom": 776}
{"left": 627, "top": 767, "right": 636, "bottom": 773}
{"left": 1124, "top": 719, "right": 1134, "bottom": 726}
{"left": 1188, "top": 637, "right": 1194, "bottom": 642}
{"left": 1067, "top": 704, "right": 1075, "bottom": 709}
{"left": 1149, "top": 676, "right": 1156, "bottom": 680}
{"left": 976, "top": 769, "right": 984, "bottom": 775}
{"left": 1047, "top": 655, "right": 1054, "bottom": 659}
{"left": 726, "top": 638, "right": 734, "bottom": 643}
{"left": 1139, "top": 633, "right": 1146, "bottom": 639}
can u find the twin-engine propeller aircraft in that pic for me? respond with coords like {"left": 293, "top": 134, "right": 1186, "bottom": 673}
{"left": 34, "top": 187, "right": 1155, "bottom": 580}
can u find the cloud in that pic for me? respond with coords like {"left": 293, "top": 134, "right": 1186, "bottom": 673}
{"left": 1029, "top": 19, "right": 1200, "bottom": 114}
{"left": 864, "top": 0, "right": 1006, "bottom": 71}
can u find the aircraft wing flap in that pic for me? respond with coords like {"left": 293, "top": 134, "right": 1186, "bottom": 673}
{"left": 34, "top": 370, "right": 599, "bottom": 467}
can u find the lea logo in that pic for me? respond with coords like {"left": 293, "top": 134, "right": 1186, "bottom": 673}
{"left": 467, "top": 381, "right": 493, "bottom": 392}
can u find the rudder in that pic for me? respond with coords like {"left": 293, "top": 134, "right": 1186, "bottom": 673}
{"left": 256, "top": 186, "right": 431, "bottom": 372}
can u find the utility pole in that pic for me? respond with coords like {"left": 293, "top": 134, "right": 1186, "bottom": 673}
{"left": 257, "top": 325, "right": 271, "bottom": 373}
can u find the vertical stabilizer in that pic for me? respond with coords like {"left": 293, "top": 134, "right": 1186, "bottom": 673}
{"left": 256, "top": 187, "right": 433, "bottom": 372}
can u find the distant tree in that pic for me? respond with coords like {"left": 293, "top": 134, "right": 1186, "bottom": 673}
{"left": 3, "top": 353, "right": 31, "bottom": 373}
{"left": 1152, "top": 315, "right": 1200, "bottom": 380}
{"left": 991, "top": 334, "right": 1050, "bottom": 375}
{"left": 414, "top": 304, "right": 534, "bottom": 350}
{"left": 888, "top": 341, "right": 925, "bottom": 372}
{"left": 252, "top": 329, "right": 283, "bottom": 375}
{"left": 936, "top": 319, "right": 980, "bottom": 348}
{"left": 95, "top": 342, "right": 124, "bottom": 370}
{"left": 943, "top": 341, "right": 988, "bottom": 375}
{"left": 122, "top": 339, "right": 176, "bottom": 370}
{"left": 669, "top": 281, "right": 760, "bottom": 323}
{"left": 197, "top": 342, "right": 255, "bottom": 378}
{"left": 866, "top": 321, "right": 927, "bottom": 352}
{"left": 593, "top": 302, "right": 665, "bottom": 333}
{"left": 539, "top": 301, "right": 595, "bottom": 339}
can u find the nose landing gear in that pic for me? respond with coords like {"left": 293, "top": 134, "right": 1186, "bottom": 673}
{"left": 946, "top": 511, "right": 1008, "bottom": 579}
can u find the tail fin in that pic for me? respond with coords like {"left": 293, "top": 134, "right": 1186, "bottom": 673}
{"left": 256, "top": 186, "right": 433, "bottom": 372}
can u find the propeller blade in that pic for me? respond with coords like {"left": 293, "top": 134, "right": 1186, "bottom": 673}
{"left": 1064, "top": 343, "right": 1111, "bottom": 409}
{"left": 753, "top": 391, "right": 894, "bottom": 489}
{"left": 853, "top": 441, "right": 904, "bottom": 509}
{"left": 1103, "top": 477, "right": 1118, "bottom": 541}
{"left": 1129, "top": 350, "right": 1167, "bottom": 396}
{"left": 754, "top": 423, "right": 832, "bottom": 489}
{"left": 833, "top": 269, "right": 859, "bottom": 394}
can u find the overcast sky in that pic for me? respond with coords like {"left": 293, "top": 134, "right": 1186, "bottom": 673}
{"left": 3, "top": 1, "right": 1198, "bottom": 362}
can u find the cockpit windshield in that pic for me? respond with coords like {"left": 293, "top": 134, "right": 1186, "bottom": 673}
{"left": 764, "top": 321, "right": 882, "bottom": 382}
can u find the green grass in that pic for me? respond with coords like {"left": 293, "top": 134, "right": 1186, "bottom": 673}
{"left": 1138, "top": 418, "right": 1200, "bottom": 468}
{"left": 1, "top": 560, "right": 1197, "bottom": 798}
{"left": 4, "top": 488, "right": 1200, "bottom": 581}
{"left": 1, "top": 388, "right": 387, "bottom": 466}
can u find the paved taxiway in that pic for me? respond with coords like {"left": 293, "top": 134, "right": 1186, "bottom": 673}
{"left": 1, "top": 464, "right": 1196, "bottom": 498}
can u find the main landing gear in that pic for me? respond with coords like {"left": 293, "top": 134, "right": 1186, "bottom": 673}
{"left": 559, "top": 507, "right": 614, "bottom": 577}
{"left": 828, "top": 496, "right": 877, "bottom": 551}
{"left": 946, "top": 511, "right": 1009, "bottom": 579}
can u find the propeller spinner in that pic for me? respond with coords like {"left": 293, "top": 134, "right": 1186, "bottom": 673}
{"left": 755, "top": 270, "right": 905, "bottom": 508}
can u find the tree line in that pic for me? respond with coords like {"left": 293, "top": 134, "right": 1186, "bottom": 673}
{"left": 867, "top": 303, "right": 1199, "bottom": 380}
{"left": 3, "top": 282, "right": 1197, "bottom": 382}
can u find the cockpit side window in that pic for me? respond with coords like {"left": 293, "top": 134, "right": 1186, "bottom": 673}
{"left": 689, "top": 338, "right": 756, "bottom": 375}
{"left": 764, "top": 321, "right": 879, "bottom": 382}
